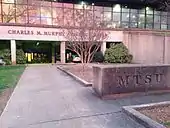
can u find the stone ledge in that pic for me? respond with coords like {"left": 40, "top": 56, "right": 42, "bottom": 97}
{"left": 122, "top": 102, "right": 170, "bottom": 128}
{"left": 57, "top": 66, "right": 92, "bottom": 87}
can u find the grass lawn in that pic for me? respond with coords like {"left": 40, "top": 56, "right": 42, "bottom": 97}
{"left": 164, "top": 122, "right": 170, "bottom": 128}
{"left": 0, "top": 65, "right": 26, "bottom": 91}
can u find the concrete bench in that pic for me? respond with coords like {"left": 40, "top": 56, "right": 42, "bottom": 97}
{"left": 93, "top": 64, "right": 170, "bottom": 98}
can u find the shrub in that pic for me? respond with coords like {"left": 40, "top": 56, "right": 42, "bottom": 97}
{"left": 104, "top": 43, "right": 133, "bottom": 63}
{"left": 0, "top": 49, "right": 11, "bottom": 65}
{"left": 93, "top": 51, "right": 104, "bottom": 63}
{"left": 0, "top": 49, "right": 27, "bottom": 65}
{"left": 16, "top": 49, "right": 27, "bottom": 64}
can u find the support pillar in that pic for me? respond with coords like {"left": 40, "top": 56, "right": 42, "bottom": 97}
{"left": 60, "top": 41, "right": 66, "bottom": 63}
{"left": 10, "top": 40, "right": 16, "bottom": 65}
{"left": 101, "top": 42, "right": 107, "bottom": 55}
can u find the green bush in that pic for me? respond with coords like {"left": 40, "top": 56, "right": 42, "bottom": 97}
{"left": 0, "top": 49, "right": 27, "bottom": 65}
{"left": 0, "top": 49, "right": 11, "bottom": 65}
{"left": 104, "top": 43, "right": 133, "bottom": 63}
{"left": 93, "top": 51, "right": 104, "bottom": 63}
{"left": 16, "top": 49, "right": 27, "bottom": 64}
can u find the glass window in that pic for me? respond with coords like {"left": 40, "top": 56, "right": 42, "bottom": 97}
{"left": 113, "top": 12, "right": 120, "bottom": 21}
{"left": 0, "top": 4, "right": 2, "bottom": 23}
{"left": 74, "top": 9, "right": 84, "bottom": 27}
{"left": 146, "top": 14, "right": 153, "bottom": 23}
{"left": 138, "top": 13, "right": 145, "bottom": 28}
{"left": 16, "top": 4, "right": 27, "bottom": 24}
{"left": 86, "top": 10, "right": 94, "bottom": 27}
{"left": 104, "top": 11, "right": 111, "bottom": 21}
{"left": 154, "top": 14, "right": 161, "bottom": 29}
{"left": 161, "top": 24, "right": 167, "bottom": 30}
{"left": 130, "top": 22, "right": 138, "bottom": 28}
{"left": 122, "top": 7, "right": 129, "bottom": 13}
{"left": 154, "top": 15, "right": 160, "bottom": 23}
{"left": 161, "top": 14, "right": 167, "bottom": 24}
{"left": 104, "top": 7, "right": 112, "bottom": 12}
{"left": 52, "top": 7, "right": 63, "bottom": 26}
{"left": 64, "top": 3, "right": 73, "bottom": 9}
{"left": 52, "top": 2, "right": 63, "bottom": 8}
{"left": 146, "top": 7, "right": 153, "bottom": 15}
{"left": 41, "top": 17, "right": 52, "bottom": 25}
{"left": 28, "top": 17, "right": 40, "bottom": 24}
{"left": 122, "top": 22, "right": 129, "bottom": 28}
{"left": 41, "top": 7, "right": 52, "bottom": 18}
{"left": 130, "top": 9, "right": 138, "bottom": 23}
{"left": 41, "top": 1, "right": 51, "bottom": 7}
{"left": 41, "top": 7, "right": 52, "bottom": 25}
{"left": 122, "top": 12, "right": 129, "bottom": 22}
{"left": 64, "top": 8, "right": 74, "bottom": 26}
{"left": 2, "top": 3, "right": 16, "bottom": 23}
{"left": 28, "top": 5, "right": 40, "bottom": 17}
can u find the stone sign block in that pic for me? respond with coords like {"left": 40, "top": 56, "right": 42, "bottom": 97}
{"left": 93, "top": 64, "right": 170, "bottom": 97}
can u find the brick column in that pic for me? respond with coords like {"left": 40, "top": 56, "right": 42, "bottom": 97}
{"left": 10, "top": 40, "right": 16, "bottom": 65}
{"left": 60, "top": 41, "right": 66, "bottom": 63}
{"left": 101, "top": 42, "right": 107, "bottom": 55}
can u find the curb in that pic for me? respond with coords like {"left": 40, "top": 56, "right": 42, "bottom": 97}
{"left": 122, "top": 101, "right": 170, "bottom": 128}
{"left": 57, "top": 66, "right": 92, "bottom": 87}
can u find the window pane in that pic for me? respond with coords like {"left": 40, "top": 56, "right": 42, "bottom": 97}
{"left": 64, "top": 8, "right": 73, "bottom": 26}
{"left": 122, "top": 22, "right": 129, "bottom": 28}
{"left": 41, "top": 17, "right": 52, "bottom": 25}
{"left": 104, "top": 7, "right": 112, "bottom": 12}
{"left": 122, "top": 7, "right": 129, "bottom": 13}
{"left": 146, "top": 14, "right": 153, "bottom": 23}
{"left": 2, "top": 3, "right": 16, "bottom": 23}
{"left": 146, "top": 8, "right": 153, "bottom": 15}
{"left": 28, "top": 6, "right": 40, "bottom": 17}
{"left": 130, "top": 22, "right": 138, "bottom": 28}
{"left": 52, "top": 7, "right": 63, "bottom": 26}
{"left": 113, "top": 12, "right": 120, "bottom": 21}
{"left": 161, "top": 24, "right": 167, "bottom": 30}
{"left": 122, "top": 12, "right": 129, "bottom": 22}
{"left": 154, "top": 23, "right": 160, "bottom": 29}
{"left": 29, "top": 17, "right": 40, "bottom": 24}
{"left": 52, "top": 2, "right": 63, "bottom": 7}
{"left": 41, "top": 7, "right": 52, "bottom": 18}
{"left": 16, "top": 5, "right": 28, "bottom": 24}
{"left": 130, "top": 9, "right": 138, "bottom": 23}
{"left": 104, "top": 11, "right": 111, "bottom": 21}
{"left": 154, "top": 15, "right": 160, "bottom": 23}
{"left": 64, "top": 3, "right": 73, "bottom": 9}
{"left": 139, "top": 13, "right": 145, "bottom": 24}
{"left": 161, "top": 15, "right": 167, "bottom": 24}
{"left": 146, "top": 24, "right": 153, "bottom": 29}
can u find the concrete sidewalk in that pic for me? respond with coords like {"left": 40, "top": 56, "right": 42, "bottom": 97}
{"left": 0, "top": 65, "right": 170, "bottom": 128}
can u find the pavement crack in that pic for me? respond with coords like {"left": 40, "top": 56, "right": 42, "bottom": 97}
{"left": 29, "top": 111, "right": 121, "bottom": 126}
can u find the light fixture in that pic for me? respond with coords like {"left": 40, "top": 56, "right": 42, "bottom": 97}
{"left": 81, "top": 1, "right": 85, "bottom": 6}
{"left": 36, "top": 42, "right": 40, "bottom": 46}
{"left": 146, "top": 7, "right": 150, "bottom": 11}
{"left": 92, "top": 3, "right": 94, "bottom": 6}
{"left": 113, "top": 4, "right": 121, "bottom": 12}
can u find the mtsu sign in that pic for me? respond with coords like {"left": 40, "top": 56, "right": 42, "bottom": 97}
{"left": 0, "top": 25, "right": 123, "bottom": 42}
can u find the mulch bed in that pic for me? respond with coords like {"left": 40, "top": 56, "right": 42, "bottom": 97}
{"left": 138, "top": 105, "right": 170, "bottom": 128}
{"left": 61, "top": 64, "right": 93, "bottom": 83}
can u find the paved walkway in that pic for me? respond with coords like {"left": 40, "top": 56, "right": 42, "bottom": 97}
{"left": 0, "top": 65, "right": 170, "bottom": 128}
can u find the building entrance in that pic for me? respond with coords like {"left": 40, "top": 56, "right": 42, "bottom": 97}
{"left": 16, "top": 41, "right": 60, "bottom": 64}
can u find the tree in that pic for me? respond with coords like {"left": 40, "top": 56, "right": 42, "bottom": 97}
{"left": 63, "top": 5, "right": 108, "bottom": 63}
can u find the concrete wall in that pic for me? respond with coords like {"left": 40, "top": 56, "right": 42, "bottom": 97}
{"left": 123, "top": 30, "right": 170, "bottom": 64}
